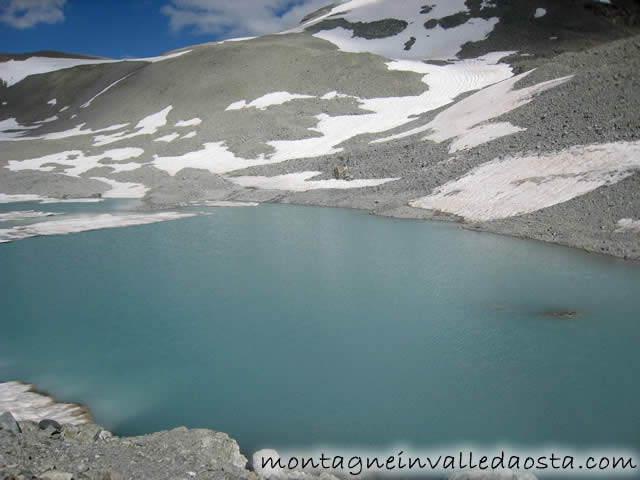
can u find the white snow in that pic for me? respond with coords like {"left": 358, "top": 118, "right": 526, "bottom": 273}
{"left": 321, "top": 91, "right": 353, "bottom": 100}
{"left": 155, "top": 132, "right": 180, "bottom": 143}
{"left": 267, "top": 53, "right": 515, "bottom": 162}
{"left": 152, "top": 142, "right": 270, "bottom": 175}
{"left": 0, "top": 212, "right": 196, "bottom": 243}
{"left": 226, "top": 92, "right": 314, "bottom": 111}
{"left": 616, "top": 218, "right": 640, "bottom": 233}
{"left": 296, "top": 0, "right": 499, "bottom": 61}
{"left": 226, "top": 171, "right": 398, "bottom": 192}
{"left": 39, "top": 198, "right": 104, "bottom": 204}
{"left": 59, "top": 106, "right": 69, "bottom": 112}
{"left": 181, "top": 131, "right": 197, "bottom": 139}
{"left": 191, "top": 200, "right": 259, "bottom": 207}
{"left": 90, "top": 177, "right": 149, "bottom": 198}
{"left": 409, "top": 141, "right": 640, "bottom": 221}
{"left": 0, "top": 210, "right": 59, "bottom": 221}
{"left": 80, "top": 73, "right": 132, "bottom": 108}
{"left": 0, "top": 194, "right": 52, "bottom": 203}
{"left": 6, "top": 148, "right": 145, "bottom": 177}
{"left": 0, "top": 117, "right": 40, "bottom": 140}
{"left": 217, "top": 36, "right": 257, "bottom": 44}
{"left": 34, "top": 115, "right": 58, "bottom": 124}
{"left": 374, "top": 70, "right": 572, "bottom": 152}
{"left": 0, "top": 121, "right": 129, "bottom": 142}
{"left": 175, "top": 118, "right": 201, "bottom": 127}
{"left": 534, "top": 8, "right": 547, "bottom": 18}
{"left": 93, "top": 106, "right": 172, "bottom": 146}
{"left": 0, "top": 51, "right": 191, "bottom": 87}
{"left": 0, "top": 381, "right": 90, "bottom": 425}
{"left": 47, "top": 98, "right": 57, "bottom": 106}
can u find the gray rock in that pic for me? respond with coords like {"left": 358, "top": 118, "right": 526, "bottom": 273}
{"left": 40, "top": 471, "right": 74, "bottom": 480}
{"left": 39, "top": 418, "right": 63, "bottom": 434}
{"left": 449, "top": 470, "right": 537, "bottom": 480}
{"left": 0, "top": 411, "right": 21, "bottom": 433}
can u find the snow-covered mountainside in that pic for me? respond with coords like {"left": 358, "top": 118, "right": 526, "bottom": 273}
{"left": 1, "top": 0, "right": 639, "bottom": 258}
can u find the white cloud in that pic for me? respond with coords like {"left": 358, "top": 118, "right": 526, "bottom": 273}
{"left": 161, "top": 0, "right": 338, "bottom": 38}
{"left": 0, "top": 0, "right": 67, "bottom": 29}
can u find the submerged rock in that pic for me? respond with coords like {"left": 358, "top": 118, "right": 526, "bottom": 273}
{"left": 541, "top": 310, "right": 582, "bottom": 319}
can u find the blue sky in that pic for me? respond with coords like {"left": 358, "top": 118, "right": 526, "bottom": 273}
{"left": 0, "top": 0, "right": 332, "bottom": 58}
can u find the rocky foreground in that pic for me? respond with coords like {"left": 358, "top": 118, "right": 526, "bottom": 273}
{"left": 0, "top": 411, "right": 258, "bottom": 480}
{"left": 0, "top": 410, "right": 537, "bottom": 480}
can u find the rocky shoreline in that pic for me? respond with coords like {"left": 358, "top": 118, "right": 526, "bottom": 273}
{"left": 0, "top": 409, "right": 537, "bottom": 480}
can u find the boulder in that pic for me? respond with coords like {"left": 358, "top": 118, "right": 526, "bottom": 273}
{"left": 0, "top": 411, "right": 21, "bottom": 433}
{"left": 253, "top": 449, "right": 283, "bottom": 478}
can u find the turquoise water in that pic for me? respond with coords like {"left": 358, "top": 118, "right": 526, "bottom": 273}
{"left": 1, "top": 201, "right": 639, "bottom": 459}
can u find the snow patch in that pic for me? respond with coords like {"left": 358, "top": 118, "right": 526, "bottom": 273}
{"left": 80, "top": 73, "right": 132, "bottom": 108}
{"left": 34, "top": 115, "right": 58, "bottom": 124}
{"left": 47, "top": 98, "right": 57, "bottom": 106}
{"left": 175, "top": 118, "right": 201, "bottom": 127}
{"left": 0, "top": 121, "right": 129, "bottom": 142}
{"left": 191, "top": 200, "right": 259, "bottom": 207}
{"left": 374, "top": 70, "right": 572, "bottom": 152}
{"left": 0, "top": 212, "right": 196, "bottom": 243}
{"left": 268, "top": 53, "right": 514, "bottom": 162}
{"left": 6, "top": 148, "right": 145, "bottom": 177}
{"left": 152, "top": 142, "right": 271, "bottom": 175}
{"left": 226, "top": 92, "right": 314, "bottom": 111}
{"left": 155, "top": 132, "right": 180, "bottom": 143}
{"left": 39, "top": 198, "right": 104, "bottom": 204}
{"left": 0, "top": 117, "right": 39, "bottom": 140}
{"left": 93, "top": 106, "right": 172, "bottom": 146}
{"left": 0, "top": 51, "right": 191, "bottom": 87}
{"left": 409, "top": 141, "right": 640, "bottom": 221}
{"left": 0, "top": 381, "right": 90, "bottom": 425}
{"left": 226, "top": 171, "right": 398, "bottom": 192}
{"left": 300, "top": 0, "right": 499, "bottom": 60}
{"left": 181, "top": 131, "right": 197, "bottom": 139}
{"left": 616, "top": 219, "right": 640, "bottom": 233}
{"left": 534, "top": 8, "right": 547, "bottom": 18}
{"left": 90, "top": 177, "right": 149, "bottom": 198}
{"left": 0, "top": 210, "right": 59, "bottom": 221}
{"left": 0, "top": 194, "right": 52, "bottom": 203}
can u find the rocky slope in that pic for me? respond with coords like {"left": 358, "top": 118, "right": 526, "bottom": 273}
{"left": 0, "top": 0, "right": 639, "bottom": 258}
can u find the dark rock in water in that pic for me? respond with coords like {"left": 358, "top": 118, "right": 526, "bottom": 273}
{"left": 542, "top": 310, "right": 582, "bottom": 319}
{"left": 0, "top": 411, "right": 21, "bottom": 433}
{"left": 39, "top": 419, "right": 62, "bottom": 433}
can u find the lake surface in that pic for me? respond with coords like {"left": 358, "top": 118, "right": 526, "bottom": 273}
{"left": 1, "top": 201, "right": 639, "bottom": 459}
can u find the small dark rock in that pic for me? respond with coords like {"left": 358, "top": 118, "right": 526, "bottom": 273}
{"left": 39, "top": 419, "right": 62, "bottom": 433}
